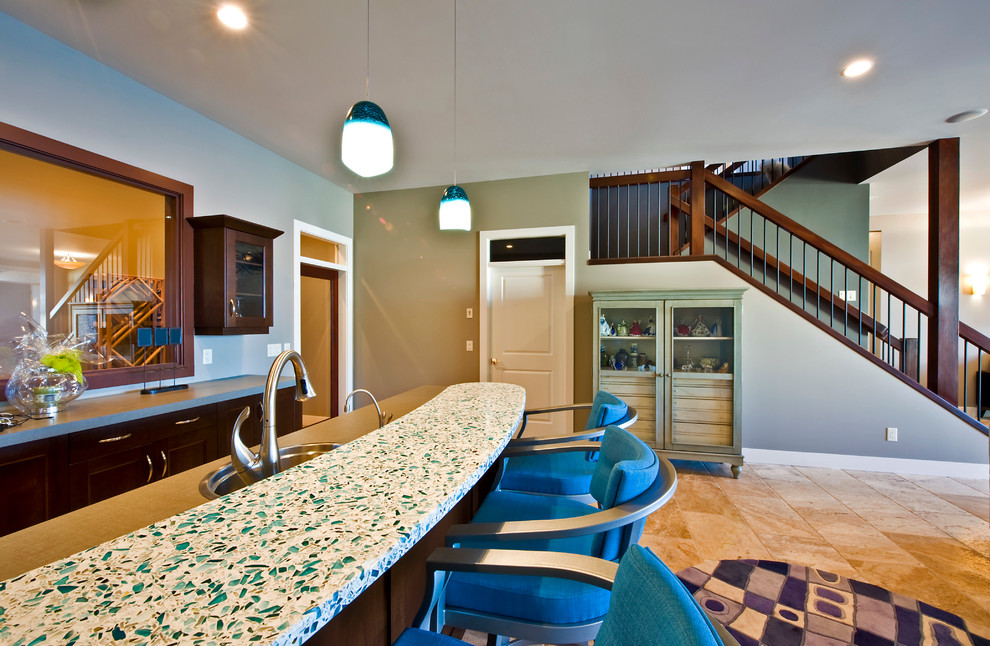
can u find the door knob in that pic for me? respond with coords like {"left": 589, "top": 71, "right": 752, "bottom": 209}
{"left": 490, "top": 357, "right": 499, "bottom": 366}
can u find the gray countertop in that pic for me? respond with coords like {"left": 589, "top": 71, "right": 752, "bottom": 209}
{"left": 0, "top": 383, "right": 526, "bottom": 646}
{"left": 0, "top": 385, "right": 443, "bottom": 581}
{"left": 0, "top": 375, "right": 285, "bottom": 448}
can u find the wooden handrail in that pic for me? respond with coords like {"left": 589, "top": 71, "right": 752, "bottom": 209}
{"left": 706, "top": 215, "right": 897, "bottom": 343}
{"left": 705, "top": 171, "right": 935, "bottom": 317}
{"left": 589, "top": 169, "right": 689, "bottom": 188}
{"left": 960, "top": 321, "right": 990, "bottom": 351}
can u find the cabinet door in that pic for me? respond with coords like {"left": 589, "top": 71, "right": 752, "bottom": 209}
{"left": 226, "top": 229, "right": 273, "bottom": 330}
{"left": 69, "top": 444, "right": 157, "bottom": 510}
{"left": 218, "top": 395, "right": 263, "bottom": 456}
{"left": 163, "top": 424, "right": 218, "bottom": 477}
{"left": 216, "top": 387, "right": 302, "bottom": 458}
{"left": 0, "top": 437, "right": 69, "bottom": 537}
{"left": 595, "top": 301, "right": 662, "bottom": 447}
{"left": 665, "top": 300, "right": 738, "bottom": 453}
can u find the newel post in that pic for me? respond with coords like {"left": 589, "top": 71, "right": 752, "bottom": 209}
{"left": 690, "top": 160, "right": 706, "bottom": 255}
{"left": 927, "top": 138, "right": 960, "bottom": 402}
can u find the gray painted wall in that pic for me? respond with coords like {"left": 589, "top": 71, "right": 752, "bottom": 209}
{"left": 0, "top": 13, "right": 353, "bottom": 390}
{"left": 355, "top": 173, "right": 987, "bottom": 467}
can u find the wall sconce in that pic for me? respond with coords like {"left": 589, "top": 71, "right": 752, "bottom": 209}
{"left": 969, "top": 272, "right": 988, "bottom": 296}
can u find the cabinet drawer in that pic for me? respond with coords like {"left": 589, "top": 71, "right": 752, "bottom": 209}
{"left": 672, "top": 404, "right": 732, "bottom": 425}
{"left": 671, "top": 422, "right": 733, "bottom": 447}
{"left": 69, "top": 404, "right": 217, "bottom": 462}
{"left": 672, "top": 382, "right": 732, "bottom": 400}
{"left": 625, "top": 419, "right": 656, "bottom": 446}
{"left": 601, "top": 374, "right": 656, "bottom": 397}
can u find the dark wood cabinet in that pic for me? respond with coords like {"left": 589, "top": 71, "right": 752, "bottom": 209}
{"left": 1, "top": 387, "right": 302, "bottom": 536}
{"left": 188, "top": 215, "right": 283, "bottom": 335}
{"left": 68, "top": 404, "right": 218, "bottom": 510}
{"left": 0, "top": 437, "right": 68, "bottom": 537}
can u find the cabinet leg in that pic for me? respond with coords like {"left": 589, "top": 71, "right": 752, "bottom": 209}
{"left": 730, "top": 464, "right": 741, "bottom": 479}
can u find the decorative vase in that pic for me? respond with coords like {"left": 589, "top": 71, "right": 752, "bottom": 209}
{"left": 5, "top": 364, "right": 87, "bottom": 416}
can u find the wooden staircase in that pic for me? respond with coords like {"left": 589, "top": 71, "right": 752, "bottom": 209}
{"left": 589, "top": 143, "right": 990, "bottom": 433}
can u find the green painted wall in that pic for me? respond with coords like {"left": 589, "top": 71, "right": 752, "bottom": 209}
{"left": 761, "top": 176, "right": 871, "bottom": 263}
{"left": 353, "top": 173, "right": 588, "bottom": 399}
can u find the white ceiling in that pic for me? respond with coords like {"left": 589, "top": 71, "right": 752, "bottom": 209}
{"left": 2, "top": 0, "right": 989, "bottom": 215}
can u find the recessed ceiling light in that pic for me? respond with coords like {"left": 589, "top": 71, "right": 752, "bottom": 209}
{"left": 841, "top": 58, "right": 874, "bottom": 78}
{"left": 945, "top": 108, "right": 988, "bottom": 124}
{"left": 217, "top": 4, "right": 249, "bottom": 30}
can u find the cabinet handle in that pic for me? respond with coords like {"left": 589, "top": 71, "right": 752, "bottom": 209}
{"left": 160, "top": 450, "right": 168, "bottom": 479}
{"left": 99, "top": 433, "right": 132, "bottom": 443}
{"left": 229, "top": 298, "right": 240, "bottom": 318}
{"left": 145, "top": 454, "right": 154, "bottom": 483}
{"left": 175, "top": 417, "right": 200, "bottom": 425}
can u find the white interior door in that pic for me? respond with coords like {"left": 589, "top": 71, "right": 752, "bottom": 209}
{"left": 489, "top": 263, "right": 568, "bottom": 436}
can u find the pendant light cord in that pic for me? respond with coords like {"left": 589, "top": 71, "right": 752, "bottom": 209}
{"left": 453, "top": 0, "right": 458, "bottom": 185}
{"left": 366, "top": 0, "right": 371, "bottom": 100}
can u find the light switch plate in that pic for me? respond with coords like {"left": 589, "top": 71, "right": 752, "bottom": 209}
{"left": 202, "top": 349, "right": 213, "bottom": 365}
{"left": 267, "top": 343, "right": 281, "bottom": 357}
{"left": 284, "top": 342, "right": 291, "bottom": 351}
{"left": 466, "top": 307, "right": 474, "bottom": 319}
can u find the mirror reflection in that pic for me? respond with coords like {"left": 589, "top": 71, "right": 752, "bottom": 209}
{"left": 0, "top": 148, "right": 169, "bottom": 377}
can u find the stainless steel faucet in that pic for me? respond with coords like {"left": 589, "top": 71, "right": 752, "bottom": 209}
{"left": 344, "top": 388, "right": 391, "bottom": 428}
{"left": 231, "top": 350, "right": 316, "bottom": 486}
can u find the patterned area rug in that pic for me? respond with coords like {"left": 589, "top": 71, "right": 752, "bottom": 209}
{"left": 676, "top": 560, "right": 990, "bottom": 646}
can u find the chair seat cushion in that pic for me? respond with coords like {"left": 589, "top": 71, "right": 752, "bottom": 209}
{"left": 394, "top": 627, "right": 467, "bottom": 646}
{"left": 499, "top": 452, "right": 597, "bottom": 495}
{"left": 461, "top": 490, "right": 600, "bottom": 555}
{"left": 445, "top": 571, "right": 611, "bottom": 625}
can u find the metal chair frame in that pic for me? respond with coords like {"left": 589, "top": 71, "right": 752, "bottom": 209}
{"left": 412, "top": 545, "right": 739, "bottom": 646}
{"left": 416, "top": 451, "right": 678, "bottom": 645}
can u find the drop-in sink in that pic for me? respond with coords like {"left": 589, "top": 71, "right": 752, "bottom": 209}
{"left": 199, "top": 442, "right": 340, "bottom": 500}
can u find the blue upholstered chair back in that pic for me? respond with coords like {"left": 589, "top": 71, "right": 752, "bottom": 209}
{"left": 596, "top": 545, "right": 726, "bottom": 646}
{"left": 587, "top": 390, "right": 628, "bottom": 430}
{"left": 589, "top": 426, "right": 659, "bottom": 561}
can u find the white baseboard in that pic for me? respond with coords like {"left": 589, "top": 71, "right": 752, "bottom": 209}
{"left": 742, "top": 448, "right": 990, "bottom": 479}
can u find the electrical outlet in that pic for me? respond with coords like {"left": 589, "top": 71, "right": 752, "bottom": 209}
{"left": 466, "top": 340, "right": 474, "bottom": 351}
{"left": 267, "top": 343, "right": 281, "bottom": 357}
{"left": 283, "top": 342, "right": 291, "bottom": 351}
{"left": 885, "top": 427, "right": 898, "bottom": 442}
{"left": 839, "top": 290, "right": 857, "bottom": 302}
{"left": 202, "top": 349, "right": 213, "bottom": 365}
{"left": 466, "top": 307, "right": 474, "bottom": 319}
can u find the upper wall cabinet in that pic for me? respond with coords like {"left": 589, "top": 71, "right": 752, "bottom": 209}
{"left": 188, "top": 215, "right": 283, "bottom": 335}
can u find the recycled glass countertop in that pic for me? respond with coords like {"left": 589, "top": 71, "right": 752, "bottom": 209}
{"left": 0, "top": 382, "right": 525, "bottom": 645}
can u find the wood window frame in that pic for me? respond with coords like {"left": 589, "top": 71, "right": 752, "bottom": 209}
{"left": 0, "top": 120, "right": 194, "bottom": 393}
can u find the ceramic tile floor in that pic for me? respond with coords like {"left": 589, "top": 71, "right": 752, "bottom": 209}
{"left": 642, "top": 461, "right": 990, "bottom": 638}
{"left": 455, "top": 461, "right": 989, "bottom": 644}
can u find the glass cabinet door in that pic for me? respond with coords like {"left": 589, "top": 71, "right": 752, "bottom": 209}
{"left": 233, "top": 240, "right": 265, "bottom": 320}
{"left": 596, "top": 302, "right": 660, "bottom": 446}
{"left": 667, "top": 302, "right": 735, "bottom": 452}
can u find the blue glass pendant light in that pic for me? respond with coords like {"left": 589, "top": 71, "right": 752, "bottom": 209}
{"left": 342, "top": 100, "right": 393, "bottom": 177}
{"left": 439, "top": 185, "right": 471, "bottom": 230}
{"left": 439, "top": 0, "right": 470, "bottom": 230}
{"left": 341, "top": 0, "right": 393, "bottom": 178}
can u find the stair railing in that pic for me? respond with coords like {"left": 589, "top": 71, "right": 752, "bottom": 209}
{"left": 704, "top": 171, "right": 934, "bottom": 388}
{"left": 589, "top": 165, "right": 986, "bottom": 430}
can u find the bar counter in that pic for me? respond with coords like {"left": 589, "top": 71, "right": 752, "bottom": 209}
{"left": 0, "top": 382, "right": 525, "bottom": 645}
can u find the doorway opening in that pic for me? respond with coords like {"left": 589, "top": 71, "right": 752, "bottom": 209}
{"left": 300, "top": 263, "right": 338, "bottom": 425}
{"left": 294, "top": 222, "right": 353, "bottom": 424}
